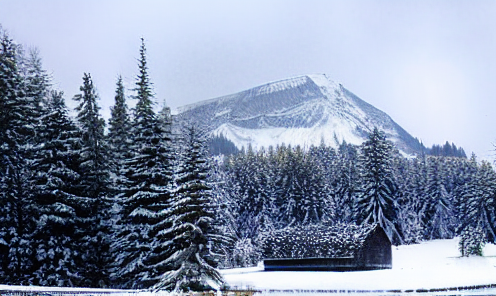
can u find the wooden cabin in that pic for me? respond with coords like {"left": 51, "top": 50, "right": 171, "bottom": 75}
{"left": 262, "top": 223, "right": 392, "bottom": 271}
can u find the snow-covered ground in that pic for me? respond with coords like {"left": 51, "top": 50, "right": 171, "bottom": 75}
{"left": 1, "top": 239, "right": 494, "bottom": 295}
{"left": 221, "top": 238, "right": 496, "bottom": 292}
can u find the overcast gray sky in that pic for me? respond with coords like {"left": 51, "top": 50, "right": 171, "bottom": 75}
{"left": 1, "top": 0, "right": 495, "bottom": 160}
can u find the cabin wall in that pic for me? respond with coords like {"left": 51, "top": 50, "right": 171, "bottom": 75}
{"left": 264, "top": 257, "right": 357, "bottom": 271}
{"left": 359, "top": 227, "right": 392, "bottom": 269}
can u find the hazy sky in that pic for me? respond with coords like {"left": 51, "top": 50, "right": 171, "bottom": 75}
{"left": 1, "top": 0, "right": 496, "bottom": 160}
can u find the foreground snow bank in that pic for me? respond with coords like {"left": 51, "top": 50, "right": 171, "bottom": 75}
{"left": 221, "top": 238, "right": 496, "bottom": 291}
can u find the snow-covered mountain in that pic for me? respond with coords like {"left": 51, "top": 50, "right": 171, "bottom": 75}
{"left": 176, "top": 74, "right": 423, "bottom": 155}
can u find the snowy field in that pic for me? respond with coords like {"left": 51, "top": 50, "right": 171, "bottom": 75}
{"left": 222, "top": 238, "right": 496, "bottom": 293}
{"left": 1, "top": 239, "right": 494, "bottom": 296}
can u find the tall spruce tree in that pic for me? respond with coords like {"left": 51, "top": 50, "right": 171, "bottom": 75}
{"left": 31, "top": 90, "right": 84, "bottom": 286}
{"left": 208, "top": 157, "right": 238, "bottom": 268}
{"left": 73, "top": 73, "right": 111, "bottom": 287}
{"left": 112, "top": 38, "right": 174, "bottom": 288}
{"left": 107, "top": 75, "right": 131, "bottom": 180}
{"left": 334, "top": 142, "right": 359, "bottom": 224}
{"left": 424, "top": 156, "right": 455, "bottom": 240}
{"left": 398, "top": 155, "right": 427, "bottom": 244}
{"left": 278, "top": 146, "right": 327, "bottom": 226}
{"left": 148, "top": 125, "right": 223, "bottom": 291}
{"left": 460, "top": 160, "right": 496, "bottom": 245}
{"left": 22, "top": 48, "right": 50, "bottom": 115}
{"left": 0, "top": 29, "right": 37, "bottom": 284}
{"left": 232, "top": 145, "right": 261, "bottom": 239}
{"left": 234, "top": 147, "right": 278, "bottom": 239}
{"left": 355, "top": 127, "right": 402, "bottom": 244}
{"left": 107, "top": 75, "right": 132, "bottom": 283}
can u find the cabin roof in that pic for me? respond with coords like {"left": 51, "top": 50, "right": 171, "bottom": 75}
{"left": 261, "top": 223, "right": 381, "bottom": 259}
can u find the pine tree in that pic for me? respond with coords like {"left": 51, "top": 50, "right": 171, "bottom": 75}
{"left": 278, "top": 146, "right": 327, "bottom": 226}
{"left": 398, "top": 155, "right": 427, "bottom": 244}
{"left": 0, "top": 29, "right": 37, "bottom": 284}
{"left": 73, "top": 73, "right": 111, "bottom": 287}
{"left": 459, "top": 225, "right": 485, "bottom": 256}
{"left": 308, "top": 143, "right": 338, "bottom": 223}
{"left": 257, "top": 147, "right": 283, "bottom": 233}
{"left": 31, "top": 90, "right": 84, "bottom": 286}
{"left": 240, "top": 148, "right": 278, "bottom": 239}
{"left": 459, "top": 159, "right": 496, "bottom": 244}
{"left": 107, "top": 75, "right": 132, "bottom": 181}
{"left": 424, "top": 156, "right": 455, "bottom": 240}
{"left": 208, "top": 158, "right": 238, "bottom": 268}
{"left": 229, "top": 144, "right": 262, "bottom": 239}
{"left": 148, "top": 125, "right": 223, "bottom": 291}
{"left": 106, "top": 75, "right": 133, "bottom": 284}
{"left": 21, "top": 48, "right": 51, "bottom": 115}
{"left": 112, "top": 38, "right": 174, "bottom": 288}
{"left": 334, "top": 142, "right": 359, "bottom": 224}
{"left": 451, "top": 157, "right": 476, "bottom": 234}
{"left": 355, "top": 127, "right": 402, "bottom": 244}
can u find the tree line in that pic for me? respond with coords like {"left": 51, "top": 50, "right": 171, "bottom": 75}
{"left": 216, "top": 130, "right": 496, "bottom": 266}
{"left": 0, "top": 29, "right": 226, "bottom": 291}
{"left": 2, "top": 25, "right": 495, "bottom": 291}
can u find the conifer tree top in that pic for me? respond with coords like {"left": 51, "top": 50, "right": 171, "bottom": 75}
{"left": 134, "top": 38, "right": 155, "bottom": 122}
{"left": 109, "top": 75, "right": 129, "bottom": 131}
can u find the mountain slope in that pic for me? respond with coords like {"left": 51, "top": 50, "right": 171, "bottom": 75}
{"left": 176, "top": 74, "right": 423, "bottom": 155}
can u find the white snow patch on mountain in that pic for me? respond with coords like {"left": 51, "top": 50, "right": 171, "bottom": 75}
{"left": 257, "top": 75, "right": 308, "bottom": 96}
{"left": 213, "top": 120, "right": 364, "bottom": 151}
{"left": 214, "top": 109, "right": 231, "bottom": 118}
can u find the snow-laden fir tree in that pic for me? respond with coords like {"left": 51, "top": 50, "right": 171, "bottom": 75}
{"left": 226, "top": 144, "right": 262, "bottom": 240}
{"left": 106, "top": 75, "right": 133, "bottom": 281}
{"left": 107, "top": 75, "right": 132, "bottom": 182}
{"left": 471, "top": 161, "right": 496, "bottom": 242}
{"left": 451, "top": 156, "right": 478, "bottom": 234}
{"left": 21, "top": 48, "right": 50, "bottom": 116}
{"left": 242, "top": 148, "right": 279, "bottom": 239}
{"left": 261, "top": 146, "right": 285, "bottom": 231}
{"left": 459, "top": 225, "right": 485, "bottom": 257}
{"left": 111, "top": 38, "right": 174, "bottom": 289}
{"left": 73, "top": 73, "right": 111, "bottom": 287}
{"left": 0, "top": 29, "right": 38, "bottom": 284}
{"left": 231, "top": 238, "right": 261, "bottom": 268}
{"left": 300, "top": 151, "right": 329, "bottom": 224}
{"left": 458, "top": 159, "right": 496, "bottom": 249}
{"left": 147, "top": 125, "right": 223, "bottom": 292}
{"left": 333, "top": 142, "right": 359, "bottom": 224}
{"left": 30, "top": 90, "right": 84, "bottom": 286}
{"left": 355, "top": 127, "right": 402, "bottom": 244}
{"left": 397, "top": 155, "right": 427, "bottom": 244}
{"left": 424, "top": 156, "right": 455, "bottom": 240}
{"left": 208, "top": 158, "right": 238, "bottom": 268}
{"left": 278, "top": 145, "right": 328, "bottom": 227}
{"left": 308, "top": 143, "right": 338, "bottom": 223}
{"left": 278, "top": 146, "right": 306, "bottom": 226}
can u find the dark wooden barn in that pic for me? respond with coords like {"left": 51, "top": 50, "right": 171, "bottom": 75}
{"left": 261, "top": 223, "right": 392, "bottom": 271}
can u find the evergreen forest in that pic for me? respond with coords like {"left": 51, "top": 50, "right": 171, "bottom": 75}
{"left": 1, "top": 27, "right": 495, "bottom": 291}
